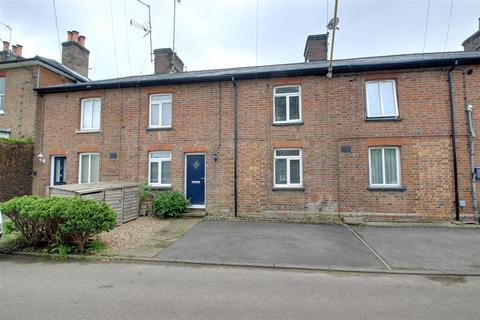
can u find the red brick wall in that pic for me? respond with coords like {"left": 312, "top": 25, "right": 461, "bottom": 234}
{"left": 34, "top": 66, "right": 480, "bottom": 221}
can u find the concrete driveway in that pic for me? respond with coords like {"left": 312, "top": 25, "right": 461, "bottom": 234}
{"left": 157, "top": 220, "right": 480, "bottom": 273}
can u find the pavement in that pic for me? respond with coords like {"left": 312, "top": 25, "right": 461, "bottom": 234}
{"left": 156, "top": 220, "right": 480, "bottom": 273}
{"left": 1, "top": 257, "right": 479, "bottom": 320}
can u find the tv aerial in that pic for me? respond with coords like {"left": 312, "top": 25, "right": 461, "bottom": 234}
{"left": 327, "top": 17, "right": 339, "bottom": 31}
{"left": 130, "top": 0, "right": 153, "bottom": 62}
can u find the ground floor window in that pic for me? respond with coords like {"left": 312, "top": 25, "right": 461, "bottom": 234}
{"left": 79, "top": 153, "right": 99, "bottom": 184}
{"left": 149, "top": 151, "right": 172, "bottom": 187}
{"left": 274, "top": 149, "right": 302, "bottom": 187}
{"left": 368, "top": 147, "right": 400, "bottom": 187}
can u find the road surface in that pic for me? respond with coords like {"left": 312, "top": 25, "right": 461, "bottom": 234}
{"left": 0, "top": 257, "right": 478, "bottom": 320}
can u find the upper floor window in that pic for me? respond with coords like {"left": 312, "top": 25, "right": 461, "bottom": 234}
{"left": 79, "top": 153, "right": 99, "bottom": 184}
{"left": 274, "top": 149, "right": 303, "bottom": 188}
{"left": 0, "top": 77, "right": 5, "bottom": 114}
{"left": 365, "top": 80, "right": 398, "bottom": 118}
{"left": 148, "top": 151, "right": 172, "bottom": 187}
{"left": 368, "top": 147, "right": 401, "bottom": 187}
{"left": 273, "top": 86, "right": 301, "bottom": 124}
{"left": 81, "top": 98, "right": 101, "bottom": 130}
{"left": 149, "top": 94, "right": 172, "bottom": 128}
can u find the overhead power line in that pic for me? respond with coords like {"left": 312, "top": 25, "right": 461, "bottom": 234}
{"left": 52, "top": 0, "right": 61, "bottom": 57}
{"left": 422, "top": 0, "right": 431, "bottom": 53}
{"left": 443, "top": 0, "right": 455, "bottom": 53}
{"left": 123, "top": 0, "right": 132, "bottom": 75}
{"left": 110, "top": 0, "right": 119, "bottom": 76}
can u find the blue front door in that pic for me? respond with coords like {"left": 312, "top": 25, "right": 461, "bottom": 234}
{"left": 185, "top": 154, "right": 205, "bottom": 207}
{"left": 53, "top": 156, "right": 66, "bottom": 185}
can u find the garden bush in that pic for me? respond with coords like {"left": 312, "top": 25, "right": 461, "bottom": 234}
{"left": 152, "top": 191, "right": 191, "bottom": 219}
{"left": 0, "top": 195, "right": 116, "bottom": 252}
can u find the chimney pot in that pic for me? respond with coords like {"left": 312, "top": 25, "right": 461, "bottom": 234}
{"left": 78, "top": 35, "right": 86, "bottom": 47}
{"left": 71, "top": 30, "right": 79, "bottom": 42}
{"left": 2, "top": 41, "right": 9, "bottom": 51}
{"left": 304, "top": 34, "right": 329, "bottom": 62}
{"left": 11, "top": 45, "right": 18, "bottom": 56}
{"left": 67, "top": 31, "right": 73, "bottom": 42}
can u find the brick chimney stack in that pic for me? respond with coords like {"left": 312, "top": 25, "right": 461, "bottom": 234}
{"left": 462, "top": 18, "right": 480, "bottom": 51}
{"left": 12, "top": 44, "right": 23, "bottom": 57}
{"left": 153, "top": 48, "right": 184, "bottom": 74}
{"left": 304, "top": 34, "right": 329, "bottom": 62}
{"left": 62, "top": 30, "right": 90, "bottom": 77}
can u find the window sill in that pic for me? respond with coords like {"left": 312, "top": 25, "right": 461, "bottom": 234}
{"left": 367, "top": 186, "right": 406, "bottom": 192}
{"left": 147, "top": 127, "right": 173, "bottom": 131}
{"left": 0, "top": 111, "right": 5, "bottom": 115}
{"left": 149, "top": 185, "right": 172, "bottom": 190}
{"left": 364, "top": 116, "right": 401, "bottom": 122}
{"left": 76, "top": 129, "right": 101, "bottom": 134}
{"left": 272, "top": 186, "right": 305, "bottom": 191}
{"left": 272, "top": 121, "right": 304, "bottom": 126}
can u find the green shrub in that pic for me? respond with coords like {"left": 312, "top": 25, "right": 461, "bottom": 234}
{"left": 152, "top": 191, "right": 191, "bottom": 219}
{"left": 0, "top": 196, "right": 116, "bottom": 252}
{"left": 0, "top": 196, "right": 48, "bottom": 246}
{"left": 2, "top": 220, "right": 16, "bottom": 235}
{"left": 58, "top": 198, "right": 116, "bottom": 252}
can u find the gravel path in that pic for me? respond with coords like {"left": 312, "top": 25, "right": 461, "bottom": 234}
{"left": 99, "top": 216, "right": 168, "bottom": 253}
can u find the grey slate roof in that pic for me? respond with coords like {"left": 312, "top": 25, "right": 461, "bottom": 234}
{"left": 35, "top": 50, "right": 480, "bottom": 93}
{"left": 0, "top": 55, "right": 88, "bottom": 82}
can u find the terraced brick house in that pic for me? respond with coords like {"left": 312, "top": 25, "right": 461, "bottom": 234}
{"left": 0, "top": 31, "right": 89, "bottom": 199}
{"left": 33, "top": 22, "right": 480, "bottom": 222}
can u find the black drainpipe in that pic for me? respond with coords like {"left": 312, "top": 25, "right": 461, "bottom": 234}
{"left": 448, "top": 61, "right": 460, "bottom": 221}
{"left": 232, "top": 77, "right": 238, "bottom": 217}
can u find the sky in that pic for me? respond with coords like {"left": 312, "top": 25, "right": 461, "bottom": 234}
{"left": 1, "top": 0, "right": 479, "bottom": 80}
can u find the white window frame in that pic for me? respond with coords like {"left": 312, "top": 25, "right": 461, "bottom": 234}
{"left": 365, "top": 80, "right": 399, "bottom": 118}
{"left": 273, "top": 85, "right": 302, "bottom": 124}
{"left": 0, "top": 77, "right": 5, "bottom": 114}
{"left": 80, "top": 98, "right": 101, "bottom": 131}
{"left": 149, "top": 94, "right": 172, "bottom": 129}
{"left": 78, "top": 153, "right": 100, "bottom": 184}
{"left": 273, "top": 148, "right": 303, "bottom": 188}
{"left": 368, "top": 147, "right": 401, "bottom": 188}
{"left": 148, "top": 151, "right": 172, "bottom": 187}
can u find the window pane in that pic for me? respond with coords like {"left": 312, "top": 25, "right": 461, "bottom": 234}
{"left": 384, "top": 149, "right": 398, "bottom": 184}
{"left": 0, "top": 78, "right": 5, "bottom": 93}
{"left": 366, "top": 82, "right": 381, "bottom": 117}
{"left": 275, "top": 86, "right": 299, "bottom": 94}
{"left": 161, "top": 103, "right": 172, "bottom": 127}
{"left": 151, "top": 94, "right": 171, "bottom": 103}
{"left": 370, "top": 149, "right": 383, "bottom": 184}
{"left": 82, "top": 101, "right": 92, "bottom": 129}
{"left": 0, "top": 131, "right": 9, "bottom": 138}
{"left": 275, "top": 159, "right": 287, "bottom": 185}
{"left": 150, "top": 151, "right": 171, "bottom": 159}
{"left": 150, "top": 104, "right": 160, "bottom": 126}
{"left": 276, "top": 149, "right": 300, "bottom": 157}
{"left": 0, "top": 95, "right": 4, "bottom": 112}
{"left": 380, "top": 81, "right": 396, "bottom": 116}
{"left": 161, "top": 161, "right": 171, "bottom": 184}
{"left": 92, "top": 100, "right": 101, "bottom": 129}
{"left": 150, "top": 162, "right": 159, "bottom": 184}
{"left": 289, "top": 96, "right": 300, "bottom": 120}
{"left": 275, "top": 97, "right": 287, "bottom": 121}
{"left": 290, "top": 159, "right": 300, "bottom": 184}
{"left": 90, "top": 154, "right": 99, "bottom": 183}
{"left": 80, "top": 155, "right": 89, "bottom": 183}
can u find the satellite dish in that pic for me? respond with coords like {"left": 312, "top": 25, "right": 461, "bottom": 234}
{"left": 327, "top": 17, "right": 340, "bottom": 30}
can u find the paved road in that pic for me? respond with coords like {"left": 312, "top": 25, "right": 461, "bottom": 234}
{"left": 1, "top": 257, "right": 479, "bottom": 320}
{"left": 158, "top": 220, "right": 480, "bottom": 272}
